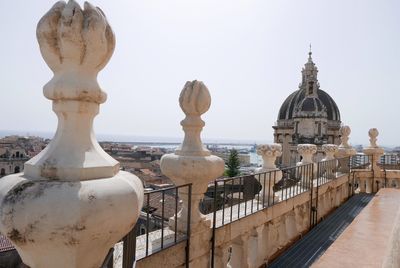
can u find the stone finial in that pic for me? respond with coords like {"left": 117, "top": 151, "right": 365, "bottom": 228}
{"left": 256, "top": 144, "right": 282, "bottom": 170}
{"left": 297, "top": 144, "right": 317, "bottom": 164}
{"left": 322, "top": 144, "right": 338, "bottom": 161}
{"left": 37, "top": 0, "right": 115, "bottom": 103}
{"left": 0, "top": 2, "right": 143, "bottom": 268}
{"left": 175, "top": 80, "right": 211, "bottom": 157}
{"left": 339, "top": 125, "right": 351, "bottom": 148}
{"left": 368, "top": 128, "right": 379, "bottom": 148}
{"left": 161, "top": 81, "right": 224, "bottom": 232}
{"left": 24, "top": 0, "right": 118, "bottom": 181}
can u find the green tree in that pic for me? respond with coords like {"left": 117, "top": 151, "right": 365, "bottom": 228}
{"left": 225, "top": 149, "right": 240, "bottom": 177}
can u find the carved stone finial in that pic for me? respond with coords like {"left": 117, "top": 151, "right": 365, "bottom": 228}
{"left": 255, "top": 144, "right": 282, "bottom": 204}
{"left": 0, "top": 2, "right": 143, "bottom": 268}
{"left": 339, "top": 125, "right": 351, "bottom": 148}
{"left": 368, "top": 128, "right": 379, "bottom": 148}
{"left": 37, "top": 0, "right": 115, "bottom": 103}
{"left": 297, "top": 144, "right": 317, "bottom": 164}
{"left": 175, "top": 80, "right": 211, "bottom": 157}
{"left": 25, "top": 0, "right": 118, "bottom": 181}
{"left": 161, "top": 81, "right": 224, "bottom": 232}
{"left": 322, "top": 144, "right": 338, "bottom": 161}
{"left": 256, "top": 144, "right": 282, "bottom": 170}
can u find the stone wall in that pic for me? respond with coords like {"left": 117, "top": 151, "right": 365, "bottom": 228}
{"left": 133, "top": 173, "right": 350, "bottom": 268}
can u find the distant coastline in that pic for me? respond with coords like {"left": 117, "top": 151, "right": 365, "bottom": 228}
{"left": 0, "top": 130, "right": 271, "bottom": 146}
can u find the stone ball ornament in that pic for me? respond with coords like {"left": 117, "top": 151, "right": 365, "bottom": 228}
{"left": 37, "top": 0, "right": 115, "bottom": 104}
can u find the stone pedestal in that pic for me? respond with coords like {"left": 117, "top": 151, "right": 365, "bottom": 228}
{"left": 336, "top": 126, "right": 356, "bottom": 174}
{"left": 322, "top": 144, "right": 338, "bottom": 179}
{"left": 255, "top": 144, "right": 282, "bottom": 204}
{"left": 363, "top": 128, "right": 384, "bottom": 193}
{"left": 0, "top": 2, "right": 143, "bottom": 267}
{"left": 297, "top": 144, "right": 317, "bottom": 185}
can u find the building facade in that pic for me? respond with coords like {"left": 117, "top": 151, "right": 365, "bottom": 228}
{"left": 273, "top": 51, "right": 342, "bottom": 166}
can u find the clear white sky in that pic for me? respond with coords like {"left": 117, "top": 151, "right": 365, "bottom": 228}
{"left": 0, "top": 0, "right": 399, "bottom": 145}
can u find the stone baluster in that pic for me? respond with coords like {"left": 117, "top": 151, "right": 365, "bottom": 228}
{"left": 363, "top": 128, "right": 384, "bottom": 193}
{"left": 0, "top": 1, "right": 144, "bottom": 267}
{"left": 322, "top": 144, "right": 338, "bottom": 179}
{"left": 297, "top": 144, "right": 317, "bottom": 187}
{"left": 160, "top": 80, "right": 225, "bottom": 265}
{"left": 336, "top": 125, "right": 356, "bottom": 174}
{"left": 214, "top": 244, "right": 232, "bottom": 268}
{"left": 255, "top": 144, "right": 282, "bottom": 204}
{"left": 229, "top": 234, "right": 251, "bottom": 268}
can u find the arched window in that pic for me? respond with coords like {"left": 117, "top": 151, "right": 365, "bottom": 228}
{"left": 16, "top": 152, "right": 20, "bottom": 158}
{"left": 140, "top": 225, "right": 147, "bottom": 235}
{"left": 0, "top": 168, "right": 5, "bottom": 176}
{"left": 14, "top": 166, "right": 20, "bottom": 173}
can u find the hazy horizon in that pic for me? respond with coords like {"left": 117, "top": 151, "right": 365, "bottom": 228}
{"left": 1, "top": 1, "right": 399, "bottom": 146}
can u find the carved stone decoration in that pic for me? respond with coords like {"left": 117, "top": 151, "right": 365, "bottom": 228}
{"left": 256, "top": 144, "right": 282, "bottom": 171}
{"left": 321, "top": 144, "right": 339, "bottom": 179}
{"left": 0, "top": 2, "right": 143, "bottom": 268}
{"left": 336, "top": 125, "right": 356, "bottom": 173}
{"left": 338, "top": 125, "right": 351, "bottom": 148}
{"left": 160, "top": 80, "right": 225, "bottom": 232}
{"left": 368, "top": 128, "right": 379, "bottom": 148}
{"left": 322, "top": 144, "right": 338, "bottom": 161}
{"left": 297, "top": 144, "right": 317, "bottom": 165}
{"left": 363, "top": 128, "right": 385, "bottom": 193}
{"left": 255, "top": 144, "right": 282, "bottom": 204}
{"left": 296, "top": 144, "right": 317, "bottom": 186}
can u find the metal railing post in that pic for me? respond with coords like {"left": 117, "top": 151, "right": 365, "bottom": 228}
{"left": 211, "top": 180, "right": 218, "bottom": 268}
{"left": 185, "top": 184, "right": 192, "bottom": 268}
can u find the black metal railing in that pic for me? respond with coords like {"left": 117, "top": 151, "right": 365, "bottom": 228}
{"left": 102, "top": 183, "right": 192, "bottom": 268}
{"left": 316, "top": 158, "right": 340, "bottom": 186}
{"left": 350, "top": 154, "right": 371, "bottom": 169}
{"left": 210, "top": 159, "right": 352, "bottom": 267}
{"left": 210, "top": 163, "right": 314, "bottom": 229}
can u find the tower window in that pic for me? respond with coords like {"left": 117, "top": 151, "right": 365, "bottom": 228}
{"left": 308, "top": 81, "right": 314, "bottom": 95}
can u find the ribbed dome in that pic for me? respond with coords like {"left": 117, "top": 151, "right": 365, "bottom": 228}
{"left": 278, "top": 89, "right": 341, "bottom": 121}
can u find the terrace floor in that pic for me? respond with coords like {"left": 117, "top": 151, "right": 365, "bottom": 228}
{"left": 269, "top": 193, "right": 374, "bottom": 268}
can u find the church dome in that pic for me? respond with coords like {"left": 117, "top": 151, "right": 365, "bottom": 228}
{"left": 278, "top": 51, "right": 341, "bottom": 122}
{"left": 278, "top": 89, "right": 340, "bottom": 120}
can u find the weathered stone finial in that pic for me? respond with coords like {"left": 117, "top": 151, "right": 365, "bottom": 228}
{"left": 0, "top": 2, "right": 143, "bottom": 268}
{"left": 339, "top": 125, "right": 351, "bottom": 148}
{"left": 256, "top": 144, "right": 282, "bottom": 204}
{"left": 368, "top": 128, "right": 379, "bottom": 148}
{"left": 322, "top": 144, "right": 338, "bottom": 161}
{"left": 37, "top": 0, "right": 115, "bottom": 104}
{"left": 336, "top": 125, "right": 356, "bottom": 173}
{"left": 24, "top": 0, "right": 118, "bottom": 181}
{"left": 256, "top": 144, "right": 282, "bottom": 171}
{"left": 297, "top": 144, "right": 317, "bottom": 164}
{"left": 175, "top": 80, "right": 211, "bottom": 156}
{"left": 161, "top": 81, "right": 224, "bottom": 235}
